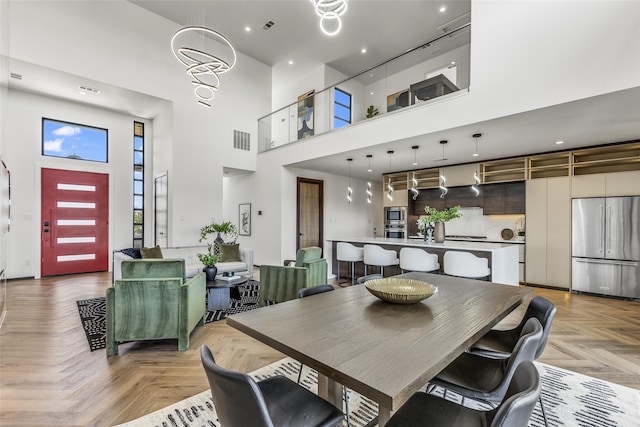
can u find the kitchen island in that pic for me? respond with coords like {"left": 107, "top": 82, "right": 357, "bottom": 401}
{"left": 329, "top": 237, "right": 520, "bottom": 285}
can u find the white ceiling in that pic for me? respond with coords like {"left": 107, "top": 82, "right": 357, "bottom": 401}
{"left": 7, "top": 1, "right": 640, "bottom": 181}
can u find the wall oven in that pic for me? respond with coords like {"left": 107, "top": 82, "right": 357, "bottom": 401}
{"left": 384, "top": 207, "right": 406, "bottom": 223}
{"left": 384, "top": 207, "right": 406, "bottom": 239}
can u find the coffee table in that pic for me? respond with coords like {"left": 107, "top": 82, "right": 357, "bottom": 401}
{"left": 206, "top": 276, "right": 248, "bottom": 311}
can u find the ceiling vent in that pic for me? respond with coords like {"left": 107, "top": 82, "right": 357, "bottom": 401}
{"left": 10, "top": 73, "right": 22, "bottom": 80}
{"left": 262, "top": 20, "right": 276, "bottom": 30}
{"left": 79, "top": 85, "right": 101, "bottom": 94}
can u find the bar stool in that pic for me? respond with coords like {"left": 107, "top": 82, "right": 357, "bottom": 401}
{"left": 399, "top": 247, "right": 440, "bottom": 273}
{"left": 443, "top": 251, "right": 490, "bottom": 280}
{"left": 363, "top": 244, "right": 399, "bottom": 277}
{"left": 336, "top": 242, "right": 364, "bottom": 286}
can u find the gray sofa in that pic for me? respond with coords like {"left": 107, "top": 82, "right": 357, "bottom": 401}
{"left": 112, "top": 245, "right": 254, "bottom": 282}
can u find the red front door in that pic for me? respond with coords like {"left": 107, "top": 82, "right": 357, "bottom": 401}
{"left": 41, "top": 168, "right": 109, "bottom": 276}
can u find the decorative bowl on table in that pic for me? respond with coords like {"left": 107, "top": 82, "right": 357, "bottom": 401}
{"left": 364, "top": 278, "right": 438, "bottom": 304}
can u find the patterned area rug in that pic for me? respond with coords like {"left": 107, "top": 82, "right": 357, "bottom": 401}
{"left": 76, "top": 280, "right": 261, "bottom": 351}
{"left": 115, "top": 358, "right": 640, "bottom": 427}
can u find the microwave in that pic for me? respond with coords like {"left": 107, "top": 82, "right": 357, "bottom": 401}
{"left": 385, "top": 207, "right": 406, "bottom": 223}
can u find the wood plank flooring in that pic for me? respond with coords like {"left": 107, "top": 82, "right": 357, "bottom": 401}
{"left": 0, "top": 271, "right": 638, "bottom": 426}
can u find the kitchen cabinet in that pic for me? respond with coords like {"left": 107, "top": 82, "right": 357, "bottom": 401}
{"left": 444, "top": 186, "right": 483, "bottom": 208}
{"left": 572, "top": 170, "right": 640, "bottom": 198}
{"left": 525, "top": 177, "right": 571, "bottom": 289}
{"left": 482, "top": 182, "right": 525, "bottom": 214}
{"left": 411, "top": 188, "right": 445, "bottom": 214}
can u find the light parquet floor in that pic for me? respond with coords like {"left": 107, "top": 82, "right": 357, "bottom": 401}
{"left": 0, "top": 271, "right": 639, "bottom": 426}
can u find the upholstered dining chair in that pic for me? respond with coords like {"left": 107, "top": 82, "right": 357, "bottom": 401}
{"left": 399, "top": 247, "right": 440, "bottom": 273}
{"left": 355, "top": 274, "right": 383, "bottom": 284}
{"left": 200, "top": 345, "right": 344, "bottom": 427}
{"left": 297, "top": 284, "right": 351, "bottom": 427}
{"left": 336, "top": 242, "right": 364, "bottom": 286}
{"left": 259, "top": 246, "right": 328, "bottom": 306}
{"left": 385, "top": 360, "right": 541, "bottom": 427}
{"left": 363, "top": 244, "right": 399, "bottom": 277}
{"left": 443, "top": 250, "right": 490, "bottom": 280}
{"left": 467, "top": 296, "right": 556, "bottom": 426}
{"left": 427, "top": 318, "right": 543, "bottom": 405}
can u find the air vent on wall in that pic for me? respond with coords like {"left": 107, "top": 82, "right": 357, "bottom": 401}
{"left": 263, "top": 20, "right": 276, "bottom": 30}
{"left": 234, "top": 130, "right": 250, "bottom": 151}
{"left": 10, "top": 73, "right": 22, "bottom": 80}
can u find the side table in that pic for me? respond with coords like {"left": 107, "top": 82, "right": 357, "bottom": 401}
{"left": 206, "top": 276, "right": 249, "bottom": 311}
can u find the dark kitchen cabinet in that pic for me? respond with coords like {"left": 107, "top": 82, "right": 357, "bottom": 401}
{"left": 445, "top": 186, "right": 483, "bottom": 208}
{"left": 411, "top": 188, "right": 445, "bottom": 215}
{"left": 482, "top": 182, "right": 525, "bottom": 214}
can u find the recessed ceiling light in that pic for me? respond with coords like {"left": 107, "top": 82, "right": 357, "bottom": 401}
{"left": 370, "top": 92, "right": 374, "bottom": 95}
{"left": 556, "top": 140, "right": 564, "bottom": 145}
{"left": 288, "top": 60, "right": 293, "bottom": 65}
{"left": 361, "top": 48, "right": 367, "bottom": 54}
{"left": 440, "top": 6, "right": 446, "bottom": 13}
{"left": 245, "top": 26, "right": 251, "bottom": 32}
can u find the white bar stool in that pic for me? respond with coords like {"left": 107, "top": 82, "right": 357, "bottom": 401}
{"left": 336, "top": 242, "right": 364, "bottom": 286}
{"left": 363, "top": 244, "right": 399, "bottom": 277}
{"left": 399, "top": 247, "right": 440, "bottom": 273}
{"left": 443, "top": 251, "right": 491, "bottom": 280}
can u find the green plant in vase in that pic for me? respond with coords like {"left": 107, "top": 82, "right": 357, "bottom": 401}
{"left": 365, "top": 105, "right": 379, "bottom": 118}
{"left": 418, "top": 205, "right": 461, "bottom": 243}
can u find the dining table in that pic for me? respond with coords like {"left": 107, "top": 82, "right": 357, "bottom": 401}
{"left": 226, "top": 272, "right": 533, "bottom": 426}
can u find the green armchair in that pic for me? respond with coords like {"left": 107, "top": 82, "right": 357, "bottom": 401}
{"left": 259, "top": 247, "right": 328, "bottom": 306}
{"left": 106, "top": 258, "right": 206, "bottom": 356}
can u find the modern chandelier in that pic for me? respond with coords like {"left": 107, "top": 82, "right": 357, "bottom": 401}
{"left": 410, "top": 145, "right": 420, "bottom": 200}
{"left": 471, "top": 133, "right": 482, "bottom": 196}
{"left": 310, "top": 0, "right": 348, "bottom": 36}
{"left": 439, "top": 140, "right": 448, "bottom": 198}
{"left": 171, "top": 26, "right": 237, "bottom": 108}
{"left": 387, "top": 150, "right": 394, "bottom": 201}
{"left": 347, "top": 158, "right": 353, "bottom": 204}
{"left": 366, "top": 154, "right": 373, "bottom": 204}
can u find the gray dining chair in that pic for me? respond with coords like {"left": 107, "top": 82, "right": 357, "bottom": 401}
{"left": 427, "top": 318, "right": 543, "bottom": 404}
{"left": 297, "top": 285, "right": 351, "bottom": 427}
{"left": 467, "top": 296, "right": 556, "bottom": 426}
{"left": 200, "top": 345, "right": 344, "bottom": 427}
{"left": 355, "top": 274, "right": 383, "bottom": 284}
{"left": 385, "top": 360, "right": 541, "bottom": 427}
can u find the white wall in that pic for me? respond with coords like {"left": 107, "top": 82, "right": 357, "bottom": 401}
{"left": 5, "top": 90, "right": 150, "bottom": 278}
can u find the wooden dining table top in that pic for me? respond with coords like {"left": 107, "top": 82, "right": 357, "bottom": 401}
{"left": 227, "top": 272, "right": 533, "bottom": 416}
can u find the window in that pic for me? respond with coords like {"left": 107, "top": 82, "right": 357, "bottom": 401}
{"left": 334, "top": 88, "right": 351, "bottom": 129}
{"left": 42, "top": 118, "right": 108, "bottom": 162}
{"left": 133, "top": 122, "right": 144, "bottom": 248}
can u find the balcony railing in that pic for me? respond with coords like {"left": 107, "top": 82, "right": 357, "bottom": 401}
{"left": 258, "top": 23, "right": 471, "bottom": 153}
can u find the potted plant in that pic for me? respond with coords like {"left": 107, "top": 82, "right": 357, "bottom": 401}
{"left": 198, "top": 221, "right": 238, "bottom": 280}
{"left": 516, "top": 217, "right": 526, "bottom": 240}
{"left": 418, "top": 205, "right": 461, "bottom": 243}
{"left": 365, "top": 105, "right": 379, "bottom": 118}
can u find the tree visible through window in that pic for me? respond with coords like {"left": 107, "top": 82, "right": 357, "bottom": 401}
{"left": 42, "top": 118, "right": 108, "bottom": 162}
{"left": 334, "top": 88, "right": 351, "bottom": 129}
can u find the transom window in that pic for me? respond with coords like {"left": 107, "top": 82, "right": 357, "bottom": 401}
{"left": 334, "top": 88, "right": 352, "bottom": 129}
{"left": 42, "top": 118, "right": 108, "bottom": 163}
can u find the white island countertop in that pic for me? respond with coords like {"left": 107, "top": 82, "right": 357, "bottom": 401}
{"left": 327, "top": 237, "right": 520, "bottom": 286}
{"left": 329, "top": 237, "right": 516, "bottom": 253}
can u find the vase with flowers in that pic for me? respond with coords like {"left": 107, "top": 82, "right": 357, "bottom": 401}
{"left": 418, "top": 205, "right": 461, "bottom": 243}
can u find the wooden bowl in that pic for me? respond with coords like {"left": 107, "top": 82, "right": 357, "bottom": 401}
{"left": 365, "top": 278, "right": 438, "bottom": 304}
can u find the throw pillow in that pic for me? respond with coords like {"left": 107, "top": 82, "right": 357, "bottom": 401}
{"left": 140, "top": 245, "right": 163, "bottom": 259}
{"left": 120, "top": 247, "right": 142, "bottom": 259}
{"left": 219, "top": 243, "right": 241, "bottom": 262}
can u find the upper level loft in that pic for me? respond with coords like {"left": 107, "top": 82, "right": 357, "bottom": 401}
{"left": 258, "top": 22, "right": 471, "bottom": 153}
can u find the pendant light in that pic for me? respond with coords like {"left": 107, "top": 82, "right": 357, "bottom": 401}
{"left": 410, "top": 145, "right": 420, "bottom": 200}
{"left": 347, "top": 158, "right": 353, "bottom": 204}
{"left": 439, "top": 140, "right": 448, "bottom": 198}
{"left": 471, "top": 133, "right": 482, "bottom": 196}
{"left": 366, "top": 154, "right": 373, "bottom": 204}
{"left": 387, "top": 150, "right": 394, "bottom": 201}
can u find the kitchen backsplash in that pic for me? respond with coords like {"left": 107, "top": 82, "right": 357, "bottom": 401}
{"left": 445, "top": 208, "right": 524, "bottom": 241}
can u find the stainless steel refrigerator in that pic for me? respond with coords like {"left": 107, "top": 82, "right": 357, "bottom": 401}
{"left": 572, "top": 196, "right": 640, "bottom": 299}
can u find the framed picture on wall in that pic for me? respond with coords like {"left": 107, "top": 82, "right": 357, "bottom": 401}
{"left": 297, "top": 90, "right": 315, "bottom": 139}
{"left": 239, "top": 203, "right": 251, "bottom": 236}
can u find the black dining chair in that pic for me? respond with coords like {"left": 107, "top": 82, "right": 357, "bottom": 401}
{"left": 467, "top": 296, "right": 556, "bottom": 426}
{"left": 200, "top": 345, "right": 344, "bottom": 427}
{"left": 297, "top": 284, "right": 351, "bottom": 427}
{"left": 427, "top": 317, "right": 543, "bottom": 405}
{"left": 385, "top": 360, "right": 541, "bottom": 427}
{"left": 355, "top": 274, "right": 382, "bottom": 284}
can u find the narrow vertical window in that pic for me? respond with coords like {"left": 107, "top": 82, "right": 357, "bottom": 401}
{"left": 133, "top": 122, "right": 144, "bottom": 248}
{"left": 334, "top": 88, "right": 351, "bottom": 129}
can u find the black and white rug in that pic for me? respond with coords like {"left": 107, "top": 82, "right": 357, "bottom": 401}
{"left": 114, "top": 357, "right": 640, "bottom": 427}
{"left": 76, "top": 279, "right": 261, "bottom": 351}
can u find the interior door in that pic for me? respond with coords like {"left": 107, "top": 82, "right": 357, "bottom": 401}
{"left": 41, "top": 168, "right": 109, "bottom": 276}
{"left": 154, "top": 172, "right": 168, "bottom": 247}
{"left": 297, "top": 178, "right": 323, "bottom": 251}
